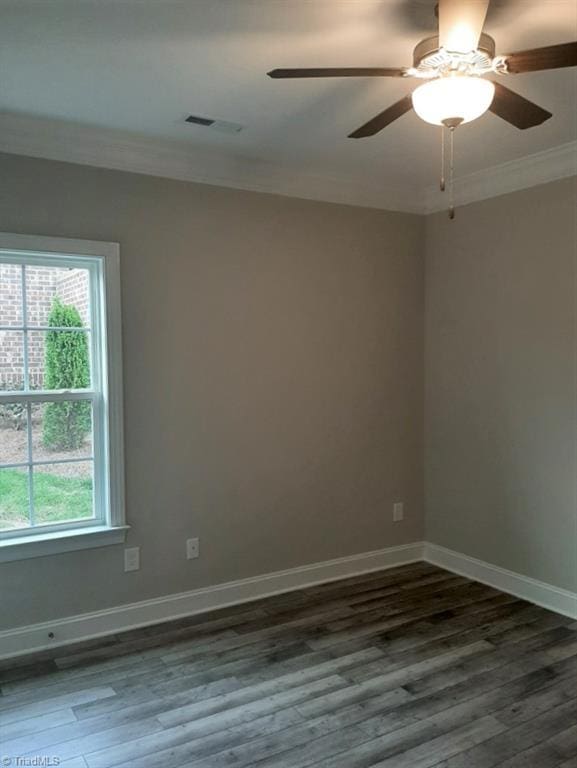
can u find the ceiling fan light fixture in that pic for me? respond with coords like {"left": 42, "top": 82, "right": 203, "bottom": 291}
{"left": 412, "top": 75, "right": 495, "bottom": 126}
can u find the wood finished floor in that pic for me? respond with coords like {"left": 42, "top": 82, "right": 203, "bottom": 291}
{"left": 1, "top": 563, "right": 577, "bottom": 768}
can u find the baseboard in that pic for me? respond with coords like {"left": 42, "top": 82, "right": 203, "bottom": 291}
{"left": 4, "top": 540, "right": 574, "bottom": 660}
{"left": 0, "top": 542, "right": 425, "bottom": 660}
{"left": 424, "top": 542, "right": 577, "bottom": 620}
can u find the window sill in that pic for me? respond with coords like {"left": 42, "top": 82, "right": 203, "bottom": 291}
{"left": 0, "top": 525, "right": 130, "bottom": 563}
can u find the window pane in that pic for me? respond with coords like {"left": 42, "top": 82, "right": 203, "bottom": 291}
{"left": 26, "top": 265, "right": 91, "bottom": 327}
{"left": 33, "top": 461, "right": 94, "bottom": 525}
{"left": 28, "top": 330, "right": 92, "bottom": 391}
{"left": 31, "top": 401, "right": 93, "bottom": 463}
{"left": 0, "top": 330, "right": 25, "bottom": 391}
{"left": 0, "top": 466, "right": 30, "bottom": 530}
{"left": 0, "top": 263, "right": 23, "bottom": 327}
{"left": 0, "top": 405, "right": 29, "bottom": 465}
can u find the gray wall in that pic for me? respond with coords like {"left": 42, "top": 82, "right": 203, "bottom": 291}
{"left": 0, "top": 153, "right": 425, "bottom": 628}
{"left": 425, "top": 177, "right": 577, "bottom": 592}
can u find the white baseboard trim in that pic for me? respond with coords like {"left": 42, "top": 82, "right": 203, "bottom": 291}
{"left": 0, "top": 542, "right": 424, "bottom": 660}
{"left": 4, "top": 540, "right": 575, "bottom": 660}
{"left": 424, "top": 542, "right": 577, "bottom": 620}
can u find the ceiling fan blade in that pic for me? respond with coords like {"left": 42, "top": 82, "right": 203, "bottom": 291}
{"left": 438, "top": 0, "right": 490, "bottom": 53}
{"left": 503, "top": 41, "right": 577, "bottom": 74}
{"left": 267, "top": 68, "right": 407, "bottom": 79}
{"left": 348, "top": 96, "right": 413, "bottom": 138}
{"left": 489, "top": 81, "right": 552, "bottom": 129}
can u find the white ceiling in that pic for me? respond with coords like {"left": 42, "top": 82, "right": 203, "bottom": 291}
{"left": 0, "top": 0, "right": 576, "bottom": 212}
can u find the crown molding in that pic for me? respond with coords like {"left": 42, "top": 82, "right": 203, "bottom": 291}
{"left": 0, "top": 111, "right": 422, "bottom": 214}
{"left": 0, "top": 112, "right": 574, "bottom": 216}
{"left": 424, "top": 140, "right": 577, "bottom": 214}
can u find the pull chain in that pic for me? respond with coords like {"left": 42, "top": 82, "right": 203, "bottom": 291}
{"left": 440, "top": 126, "right": 445, "bottom": 192}
{"left": 449, "top": 126, "right": 455, "bottom": 220}
{"left": 441, "top": 117, "right": 462, "bottom": 220}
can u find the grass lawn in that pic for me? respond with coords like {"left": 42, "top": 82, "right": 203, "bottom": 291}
{"left": 0, "top": 468, "right": 93, "bottom": 529}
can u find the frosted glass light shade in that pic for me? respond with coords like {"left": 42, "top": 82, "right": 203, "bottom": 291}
{"left": 412, "top": 76, "right": 495, "bottom": 126}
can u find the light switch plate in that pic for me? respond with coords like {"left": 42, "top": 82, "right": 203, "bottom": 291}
{"left": 393, "top": 502, "right": 404, "bottom": 522}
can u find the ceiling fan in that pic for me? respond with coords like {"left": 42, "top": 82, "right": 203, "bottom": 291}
{"left": 267, "top": 0, "right": 577, "bottom": 137}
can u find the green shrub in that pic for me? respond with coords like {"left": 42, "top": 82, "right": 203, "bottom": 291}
{"left": 43, "top": 299, "right": 91, "bottom": 450}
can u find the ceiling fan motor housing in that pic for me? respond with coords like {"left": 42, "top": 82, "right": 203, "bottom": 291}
{"left": 413, "top": 33, "right": 496, "bottom": 76}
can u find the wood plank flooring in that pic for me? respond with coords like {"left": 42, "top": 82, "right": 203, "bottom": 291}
{"left": 1, "top": 562, "right": 576, "bottom": 768}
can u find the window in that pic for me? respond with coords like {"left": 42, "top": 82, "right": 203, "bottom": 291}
{"left": 0, "top": 233, "right": 126, "bottom": 561}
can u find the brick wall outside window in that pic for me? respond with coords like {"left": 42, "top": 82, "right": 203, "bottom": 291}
{"left": 0, "top": 264, "right": 89, "bottom": 390}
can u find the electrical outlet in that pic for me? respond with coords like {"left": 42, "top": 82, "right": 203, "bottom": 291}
{"left": 393, "top": 502, "right": 404, "bottom": 522}
{"left": 124, "top": 546, "right": 140, "bottom": 572}
{"left": 186, "top": 537, "right": 200, "bottom": 560}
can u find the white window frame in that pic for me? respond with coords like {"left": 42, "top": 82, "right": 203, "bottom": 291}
{"left": 0, "top": 233, "right": 127, "bottom": 561}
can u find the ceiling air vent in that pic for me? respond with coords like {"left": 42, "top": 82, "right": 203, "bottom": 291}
{"left": 185, "top": 115, "right": 244, "bottom": 134}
